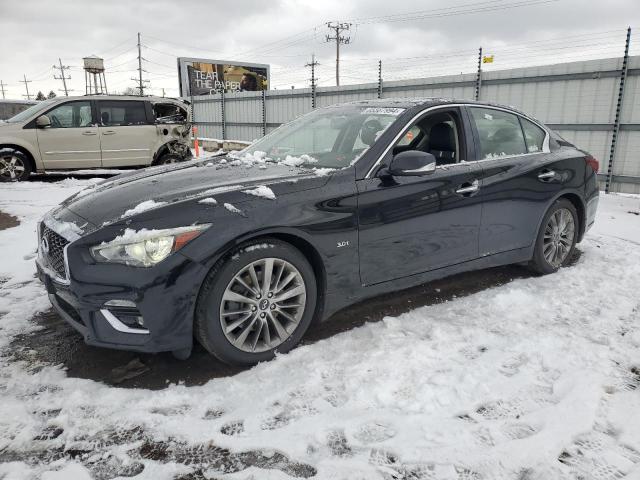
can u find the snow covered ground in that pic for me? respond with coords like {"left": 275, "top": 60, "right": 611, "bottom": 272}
{"left": 0, "top": 180, "right": 639, "bottom": 480}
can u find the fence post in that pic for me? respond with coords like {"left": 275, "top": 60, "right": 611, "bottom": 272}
{"left": 377, "top": 60, "right": 383, "bottom": 99}
{"left": 221, "top": 89, "right": 226, "bottom": 141}
{"left": 261, "top": 89, "right": 267, "bottom": 137}
{"left": 605, "top": 27, "right": 632, "bottom": 194}
{"left": 475, "top": 47, "right": 483, "bottom": 101}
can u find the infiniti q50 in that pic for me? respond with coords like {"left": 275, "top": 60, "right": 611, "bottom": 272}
{"left": 36, "top": 98, "right": 600, "bottom": 365}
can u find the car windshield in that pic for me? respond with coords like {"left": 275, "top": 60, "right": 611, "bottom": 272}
{"left": 241, "top": 105, "right": 405, "bottom": 168}
{"left": 5, "top": 99, "right": 57, "bottom": 123}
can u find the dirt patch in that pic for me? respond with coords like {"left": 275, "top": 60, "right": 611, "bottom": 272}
{"left": 7, "top": 250, "right": 581, "bottom": 389}
{"left": 0, "top": 424, "right": 316, "bottom": 479}
{"left": 0, "top": 210, "right": 19, "bottom": 231}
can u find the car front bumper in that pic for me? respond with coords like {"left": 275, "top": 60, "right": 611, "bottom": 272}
{"left": 36, "top": 252, "right": 208, "bottom": 354}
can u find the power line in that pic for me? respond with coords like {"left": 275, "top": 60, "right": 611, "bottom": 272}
{"left": 350, "top": 0, "right": 559, "bottom": 24}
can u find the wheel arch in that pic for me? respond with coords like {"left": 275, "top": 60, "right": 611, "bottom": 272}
{"left": 557, "top": 192, "right": 587, "bottom": 242}
{"left": 0, "top": 143, "right": 37, "bottom": 172}
{"left": 196, "top": 227, "right": 328, "bottom": 323}
{"left": 152, "top": 140, "right": 190, "bottom": 165}
{"left": 536, "top": 190, "right": 587, "bottom": 244}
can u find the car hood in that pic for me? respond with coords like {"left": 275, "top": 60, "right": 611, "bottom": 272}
{"left": 59, "top": 157, "right": 330, "bottom": 226}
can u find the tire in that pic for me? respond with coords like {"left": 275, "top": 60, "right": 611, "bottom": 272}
{"left": 0, "top": 149, "right": 31, "bottom": 182}
{"left": 195, "top": 238, "right": 318, "bottom": 366}
{"left": 529, "top": 198, "right": 579, "bottom": 274}
{"left": 155, "top": 153, "right": 183, "bottom": 165}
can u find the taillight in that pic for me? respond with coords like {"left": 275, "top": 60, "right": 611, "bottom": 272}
{"left": 585, "top": 155, "right": 599, "bottom": 173}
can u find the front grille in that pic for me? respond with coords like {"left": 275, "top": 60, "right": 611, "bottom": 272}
{"left": 41, "top": 226, "right": 69, "bottom": 279}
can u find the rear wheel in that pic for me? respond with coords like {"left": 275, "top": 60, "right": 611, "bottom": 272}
{"left": 0, "top": 149, "right": 31, "bottom": 182}
{"left": 195, "top": 239, "right": 317, "bottom": 365}
{"left": 529, "top": 198, "right": 578, "bottom": 274}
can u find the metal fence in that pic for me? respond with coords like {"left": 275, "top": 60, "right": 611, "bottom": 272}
{"left": 192, "top": 54, "right": 640, "bottom": 194}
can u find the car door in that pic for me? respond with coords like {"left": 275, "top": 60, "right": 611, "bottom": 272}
{"left": 97, "top": 100, "right": 157, "bottom": 167}
{"left": 35, "top": 100, "right": 101, "bottom": 169}
{"left": 356, "top": 107, "right": 483, "bottom": 286}
{"left": 466, "top": 106, "right": 570, "bottom": 256}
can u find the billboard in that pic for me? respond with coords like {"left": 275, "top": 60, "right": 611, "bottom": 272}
{"left": 178, "top": 57, "right": 269, "bottom": 97}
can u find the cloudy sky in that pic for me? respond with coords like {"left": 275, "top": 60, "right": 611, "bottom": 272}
{"left": 0, "top": 0, "right": 638, "bottom": 99}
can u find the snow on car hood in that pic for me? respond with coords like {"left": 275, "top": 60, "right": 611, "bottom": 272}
{"left": 58, "top": 157, "right": 330, "bottom": 227}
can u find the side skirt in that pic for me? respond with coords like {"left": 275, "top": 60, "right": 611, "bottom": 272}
{"left": 321, "top": 246, "right": 533, "bottom": 321}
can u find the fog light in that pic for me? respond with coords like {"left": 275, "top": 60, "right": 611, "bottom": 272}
{"left": 102, "top": 300, "right": 146, "bottom": 329}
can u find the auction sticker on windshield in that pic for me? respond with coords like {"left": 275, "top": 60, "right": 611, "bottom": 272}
{"left": 361, "top": 107, "right": 405, "bottom": 116}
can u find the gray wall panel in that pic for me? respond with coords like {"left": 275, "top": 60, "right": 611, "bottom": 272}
{"left": 191, "top": 55, "right": 640, "bottom": 189}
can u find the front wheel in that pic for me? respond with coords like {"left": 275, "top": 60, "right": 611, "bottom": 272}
{"left": 195, "top": 239, "right": 317, "bottom": 366}
{"left": 0, "top": 149, "right": 31, "bottom": 182}
{"left": 529, "top": 198, "right": 578, "bottom": 274}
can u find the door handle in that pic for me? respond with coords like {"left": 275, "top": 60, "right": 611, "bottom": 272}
{"left": 538, "top": 170, "right": 556, "bottom": 180}
{"left": 102, "top": 130, "right": 116, "bottom": 135}
{"left": 82, "top": 131, "right": 97, "bottom": 136}
{"left": 455, "top": 179, "right": 480, "bottom": 195}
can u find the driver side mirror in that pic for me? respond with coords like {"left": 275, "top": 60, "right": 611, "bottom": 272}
{"left": 385, "top": 150, "right": 437, "bottom": 176}
{"left": 35, "top": 115, "right": 51, "bottom": 128}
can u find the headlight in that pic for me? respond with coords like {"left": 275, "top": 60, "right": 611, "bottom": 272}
{"left": 91, "top": 224, "right": 210, "bottom": 267}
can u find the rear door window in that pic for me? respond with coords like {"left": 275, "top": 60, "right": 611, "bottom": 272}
{"left": 98, "top": 101, "right": 148, "bottom": 126}
{"left": 469, "top": 107, "right": 527, "bottom": 159}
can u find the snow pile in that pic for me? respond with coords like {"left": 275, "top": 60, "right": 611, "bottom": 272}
{"left": 241, "top": 185, "right": 276, "bottom": 200}
{"left": 121, "top": 199, "right": 167, "bottom": 219}
{"left": 41, "top": 213, "right": 85, "bottom": 241}
{"left": 281, "top": 154, "right": 317, "bottom": 167}
{"left": 312, "top": 167, "right": 336, "bottom": 177}
{"left": 198, "top": 197, "right": 218, "bottom": 205}
{"left": 223, "top": 203, "right": 244, "bottom": 215}
{"left": 1, "top": 180, "right": 640, "bottom": 479}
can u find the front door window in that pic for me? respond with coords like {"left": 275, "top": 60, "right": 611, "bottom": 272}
{"left": 46, "top": 101, "right": 93, "bottom": 128}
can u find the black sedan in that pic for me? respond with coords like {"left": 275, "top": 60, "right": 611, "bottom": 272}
{"left": 36, "top": 98, "right": 600, "bottom": 365}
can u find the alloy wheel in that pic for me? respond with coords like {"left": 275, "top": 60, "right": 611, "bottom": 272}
{"left": 0, "top": 155, "right": 26, "bottom": 181}
{"left": 219, "top": 257, "right": 307, "bottom": 353}
{"left": 543, "top": 207, "right": 575, "bottom": 267}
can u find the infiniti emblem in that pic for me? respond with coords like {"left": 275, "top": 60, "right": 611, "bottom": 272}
{"left": 259, "top": 299, "right": 269, "bottom": 310}
{"left": 41, "top": 236, "right": 50, "bottom": 255}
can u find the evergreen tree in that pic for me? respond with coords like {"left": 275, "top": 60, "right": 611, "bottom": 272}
{"left": 47, "top": 90, "right": 57, "bottom": 99}
{"left": 35, "top": 91, "right": 46, "bottom": 101}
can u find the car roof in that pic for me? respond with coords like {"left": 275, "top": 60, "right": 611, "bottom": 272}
{"left": 342, "top": 97, "right": 528, "bottom": 116}
{"left": 53, "top": 95, "right": 185, "bottom": 103}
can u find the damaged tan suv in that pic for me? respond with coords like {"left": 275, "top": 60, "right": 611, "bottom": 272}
{"left": 0, "top": 95, "right": 191, "bottom": 181}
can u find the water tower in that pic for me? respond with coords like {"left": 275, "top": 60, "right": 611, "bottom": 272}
{"left": 83, "top": 56, "right": 108, "bottom": 95}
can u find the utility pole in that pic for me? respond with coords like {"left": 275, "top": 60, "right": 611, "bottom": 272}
{"left": 305, "top": 54, "right": 319, "bottom": 108}
{"left": 20, "top": 75, "right": 32, "bottom": 100}
{"left": 131, "top": 32, "right": 149, "bottom": 96}
{"left": 326, "top": 22, "right": 351, "bottom": 86}
{"left": 53, "top": 58, "right": 71, "bottom": 96}
{"left": 0, "top": 80, "right": 6, "bottom": 99}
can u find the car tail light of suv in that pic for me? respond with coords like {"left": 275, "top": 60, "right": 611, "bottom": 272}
{"left": 585, "top": 154, "right": 599, "bottom": 173}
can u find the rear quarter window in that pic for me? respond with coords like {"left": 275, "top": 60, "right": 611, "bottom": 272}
{"left": 520, "top": 117, "right": 546, "bottom": 153}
